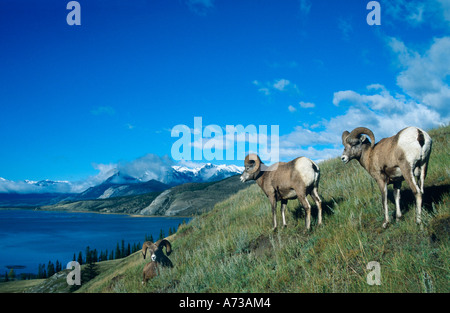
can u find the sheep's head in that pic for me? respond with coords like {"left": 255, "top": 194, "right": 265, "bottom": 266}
{"left": 341, "top": 127, "right": 375, "bottom": 164}
{"left": 142, "top": 239, "right": 172, "bottom": 261}
{"left": 240, "top": 154, "right": 262, "bottom": 182}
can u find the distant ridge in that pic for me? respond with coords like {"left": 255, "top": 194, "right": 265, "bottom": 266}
{"left": 0, "top": 163, "right": 244, "bottom": 206}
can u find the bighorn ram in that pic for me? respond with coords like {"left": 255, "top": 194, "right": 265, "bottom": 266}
{"left": 142, "top": 261, "right": 159, "bottom": 285}
{"left": 341, "top": 126, "right": 432, "bottom": 228}
{"left": 240, "top": 154, "right": 322, "bottom": 231}
{"left": 141, "top": 239, "right": 173, "bottom": 284}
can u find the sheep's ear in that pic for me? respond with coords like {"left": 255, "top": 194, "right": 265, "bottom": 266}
{"left": 359, "top": 134, "right": 367, "bottom": 144}
{"left": 342, "top": 131, "right": 350, "bottom": 144}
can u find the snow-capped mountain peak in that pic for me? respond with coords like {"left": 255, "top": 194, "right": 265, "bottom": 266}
{"left": 165, "top": 163, "right": 244, "bottom": 185}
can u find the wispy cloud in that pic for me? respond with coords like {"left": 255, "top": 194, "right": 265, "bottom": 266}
{"left": 437, "top": 0, "right": 450, "bottom": 23}
{"left": 388, "top": 36, "right": 450, "bottom": 118}
{"left": 298, "top": 0, "right": 312, "bottom": 16}
{"left": 90, "top": 106, "right": 115, "bottom": 116}
{"left": 337, "top": 16, "right": 353, "bottom": 41}
{"left": 253, "top": 79, "right": 300, "bottom": 96}
{"left": 185, "top": 0, "right": 215, "bottom": 16}
{"left": 288, "top": 101, "right": 315, "bottom": 113}
{"left": 383, "top": 0, "right": 450, "bottom": 28}
{"left": 299, "top": 101, "right": 315, "bottom": 109}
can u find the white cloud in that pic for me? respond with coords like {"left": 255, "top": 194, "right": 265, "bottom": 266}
{"left": 69, "top": 163, "right": 118, "bottom": 193}
{"left": 116, "top": 154, "right": 174, "bottom": 182}
{"left": 330, "top": 87, "right": 443, "bottom": 137}
{"left": 273, "top": 79, "right": 291, "bottom": 91}
{"left": 254, "top": 78, "right": 300, "bottom": 96}
{"left": 288, "top": 101, "right": 315, "bottom": 113}
{"left": 0, "top": 178, "right": 73, "bottom": 194}
{"left": 388, "top": 36, "right": 450, "bottom": 118}
{"left": 299, "top": 101, "right": 315, "bottom": 108}
{"left": 279, "top": 83, "right": 444, "bottom": 162}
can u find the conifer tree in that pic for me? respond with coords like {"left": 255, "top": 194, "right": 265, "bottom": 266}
{"left": 158, "top": 229, "right": 165, "bottom": 240}
{"left": 85, "top": 246, "right": 91, "bottom": 264}
{"left": 109, "top": 249, "right": 114, "bottom": 260}
{"left": 115, "top": 242, "right": 121, "bottom": 259}
{"left": 8, "top": 269, "right": 16, "bottom": 280}
{"left": 47, "top": 261, "right": 55, "bottom": 277}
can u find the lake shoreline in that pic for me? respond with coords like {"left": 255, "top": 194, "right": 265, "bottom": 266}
{"left": 0, "top": 209, "right": 191, "bottom": 276}
{"left": 0, "top": 206, "right": 194, "bottom": 219}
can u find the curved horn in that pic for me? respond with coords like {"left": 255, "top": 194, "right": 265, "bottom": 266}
{"left": 244, "top": 154, "right": 261, "bottom": 174}
{"left": 141, "top": 241, "right": 154, "bottom": 259}
{"left": 156, "top": 239, "right": 172, "bottom": 256}
{"left": 342, "top": 130, "right": 350, "bottom": 145}
{"left": 347, "top": 127, "right": 375, "bottom": 148}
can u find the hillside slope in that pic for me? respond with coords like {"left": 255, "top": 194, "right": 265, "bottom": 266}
{"left": 139, "top": 175, "right": 253, "bottom": 216}
{"left": 27, "top": 125, "right": 449, "bottom": 293}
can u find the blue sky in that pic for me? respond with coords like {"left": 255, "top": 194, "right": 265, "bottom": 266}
{"left": 0, "top": 0, "right": 449, "bottom": 191}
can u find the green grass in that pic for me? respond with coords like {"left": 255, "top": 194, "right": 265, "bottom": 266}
{"left": 0, "top": 279, "right": 45, "bottom": 293}
{"left": 27, "top": 125, "right": 450, "bottom": 293}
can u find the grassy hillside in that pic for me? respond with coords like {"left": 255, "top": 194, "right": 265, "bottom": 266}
{"left": 24, "top": 125, "right": 449, "bottom": 293}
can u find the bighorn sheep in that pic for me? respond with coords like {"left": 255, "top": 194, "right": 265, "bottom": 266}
{"left": 142, "top": 261, "right": 159, "bottom": 285}
{"left": 341, "top": 126, "right": 432, "bottom": 228}
{"left": 141, "top": 239, "right": 173, "bottom": 284}
{"left": 240, "top": 154, "right": 322, "bottom": 231}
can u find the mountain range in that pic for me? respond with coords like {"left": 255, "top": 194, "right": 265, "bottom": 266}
{"left": 0, "top": 163, "right": 244, "bottom": 207}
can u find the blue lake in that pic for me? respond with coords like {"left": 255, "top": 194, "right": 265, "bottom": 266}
{"left": 0, "top": 209, "right": 190, "bottom": 275}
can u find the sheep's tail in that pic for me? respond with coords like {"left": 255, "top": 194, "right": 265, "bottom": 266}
{"left": 311, "top": 160, "right": 320, "bottom": 188}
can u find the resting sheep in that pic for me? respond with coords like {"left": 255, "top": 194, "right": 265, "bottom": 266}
{"left": 341, "top": 126, "right": 432, "bottom": 228}
{"left": 240, "top": 154, "right": 322, "bottom": 231}
{"left": 141, "top": 239, "right": 173, "bottom": 285}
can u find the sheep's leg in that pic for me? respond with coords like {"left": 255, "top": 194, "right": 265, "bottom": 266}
{"left": 297, "top": 193, "right": 312, "bottom": 231}
{"left": 281, "top": 199, "right": 288, "bottom": 228}
{"left": 393, "top": 181, "right": 402, "bottom": 222}
{"left": 311, "top": 187, "right": 323, "bottom": 226}
{"left": 376, "top": 179, "right": 389, "bottom": 229}
{"left": 400, "top": 163, "right": 423, "bottom": 225}
{"left": 419, "top": 161, "right": 428, "bottom": 194}
{"left": 269, "top": 195, "right": 278, "bottom": 231}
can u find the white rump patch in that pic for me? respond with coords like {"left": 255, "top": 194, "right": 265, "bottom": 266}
{"left": 294, "top": 157, "right": 317, "bottom": 187}
{"left": 397, "top": 127, "right": 431, "bottom": 167}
